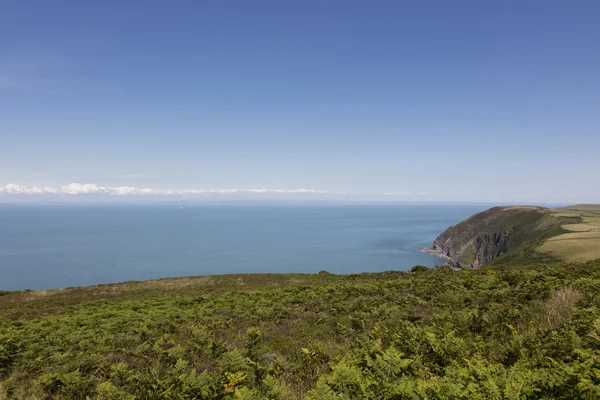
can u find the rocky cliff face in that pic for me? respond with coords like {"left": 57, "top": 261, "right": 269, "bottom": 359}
{"left": 430, "top": 206, "right": 580, "bottom": 268}
{"left": 472, "top": 231, "right": 510, "bottom": 268}
{"left": 433, "top": 231, "right": 511, "bottom": 268}
{"left": 432, "top": 234, "right": 454, "bottom": 259}
{"left": 431, "top": 207, "right": 512, "bottom": 268}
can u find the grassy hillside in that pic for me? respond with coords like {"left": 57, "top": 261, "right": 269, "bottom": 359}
{"left": 539, "top": 205, "right": 600, "bottom": 262}
{"left": 431, "top": 204, "right": 600, "bottom": 268}
{"left": 1, "top": 262, "right": 600, "bottom": 399}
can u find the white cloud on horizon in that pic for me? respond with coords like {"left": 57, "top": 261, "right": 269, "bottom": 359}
{"left": 0, "top": 183, "right": 332, "bottom": 196}
{"left": 2, "top": 184, "right": 59, "bottom": 195}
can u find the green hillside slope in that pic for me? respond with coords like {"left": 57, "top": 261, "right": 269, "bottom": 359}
{"left": 1, "top": 262, "right": 600, "bottom": 399}
{"left": 430, "top": 204, "right": 600, "bottom": 268}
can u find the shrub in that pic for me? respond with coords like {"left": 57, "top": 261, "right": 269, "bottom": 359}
{"left": 410, "top": 265, "right": 430, "bottom": 273}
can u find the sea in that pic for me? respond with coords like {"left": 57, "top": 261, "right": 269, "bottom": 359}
{"left": 0, "top": 203, "right": 488, "bottom": 290}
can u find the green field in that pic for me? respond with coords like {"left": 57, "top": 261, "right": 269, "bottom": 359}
{"left": 540, "top": 205, "right": 600, "bottom": 262}
{"left": 1, "top": 261, "right": 600, "bottom": 399}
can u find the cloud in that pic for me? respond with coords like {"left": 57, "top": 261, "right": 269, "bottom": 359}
{"left": 2, "top": 184, "right": 58, "bottom": 195}
{"left": 380, "top": 192, "right": 416, "bottom": 196}
{"left": 61, "top": 183, "right": 107, "bottom": 195}
{"left": 0, "top": 183, "right": 331, "bottom": 196}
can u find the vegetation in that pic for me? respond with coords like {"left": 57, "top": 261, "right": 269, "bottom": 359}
{"left": 431, "top": 204, "right": 600, "bottom": 268}
{"left": 539, "top": 205, "right": 600, "bottom": 262}
{"left": 1, "top": 260, "right": 600, "bottom": 399}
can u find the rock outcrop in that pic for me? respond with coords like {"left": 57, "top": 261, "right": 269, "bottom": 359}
{"left": 431, "top": 206, "right": 580, "bottom": 268}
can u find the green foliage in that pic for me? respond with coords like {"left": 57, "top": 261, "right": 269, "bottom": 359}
{"left": 1, "top": 260, "right": 600, "bottom": 398}
{"left": 410, "top": 265, "right": 430, "bottom": 273}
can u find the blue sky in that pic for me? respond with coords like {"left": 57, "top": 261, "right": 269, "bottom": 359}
{"left": 1, "top": 0, "right": 599, "bottom": 203}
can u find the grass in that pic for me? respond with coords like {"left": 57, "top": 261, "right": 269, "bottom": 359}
{"left": 540, "top": 205, "right": 600, "bottom": 261}
{"left": 1, "top": 261, "right": 600, "bottom": 399}
{"left": 539, "top": 237, "right": 600, "bottom": 262}
{"left": 0, "top": 273, "right": 344, "bottom": 309}
{"left": 561, "top": 223, "right": 600, "bottom": 232}
{"left": 546, "top": 232, "right": 600, "bottom": 241}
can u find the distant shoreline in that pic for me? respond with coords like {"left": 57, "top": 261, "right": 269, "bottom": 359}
{"left": 421, "top": 246, "right": 452, "bottom": 262}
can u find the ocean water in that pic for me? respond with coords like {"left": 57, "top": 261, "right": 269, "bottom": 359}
{"left": 0, "top": 203, "right": 487, "bottom": 290}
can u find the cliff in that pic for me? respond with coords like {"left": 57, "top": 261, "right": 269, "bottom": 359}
{"left": 431, "top": 206, "right": 583, "bottom": 268}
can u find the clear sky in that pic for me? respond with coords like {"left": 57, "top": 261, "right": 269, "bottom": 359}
{"left": 1, "top": 0, "right": 599, "bottom": 203}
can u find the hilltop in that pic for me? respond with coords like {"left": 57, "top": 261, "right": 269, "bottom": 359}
{"left": 430, "top": 204, "right": 600, "bottom": 268}
{"left": 1, "top": 261, "right": 600, "bottom": 399}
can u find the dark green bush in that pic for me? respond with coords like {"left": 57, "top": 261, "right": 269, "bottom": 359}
{"left": 410, "top": 265, "right": 430, "bottom": 273}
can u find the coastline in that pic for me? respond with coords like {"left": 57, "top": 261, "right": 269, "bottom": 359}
{"left": 421, "top": 246, "right": 451, "bottom": 261}
{"left": 421, "top": 246, "right": 460, "bottom": 269}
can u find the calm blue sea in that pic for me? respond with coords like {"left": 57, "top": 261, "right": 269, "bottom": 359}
{"left": 0, "top": 203, "right": 487, "bottom": 290}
